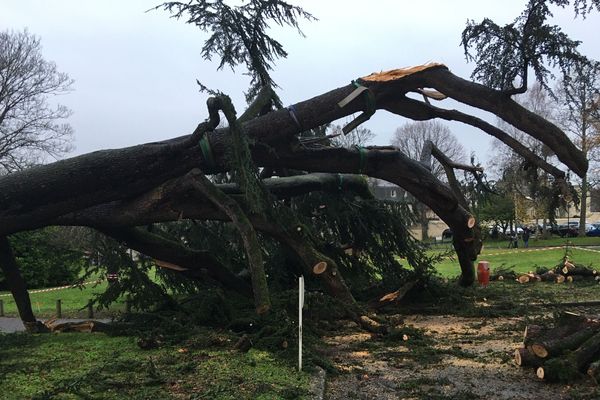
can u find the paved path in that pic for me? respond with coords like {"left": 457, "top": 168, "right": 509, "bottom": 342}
{"left": 0, "top": 318, "right": 111, "bottom": 333}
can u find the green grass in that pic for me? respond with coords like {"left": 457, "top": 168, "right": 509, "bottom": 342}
{"left": 431, "top": 245, "right": 599, "bottom": 278}
{"left": 0, "top": 281, "right": 124, "bottom": 318}
{"left": 486, "top": 235, "right": 600, "bottom": 248}
{"left": 429, "top": 236, "right": 600, "bottom": 250}
{"left": 0, "top": 329, "right": 312, "bottom": 399}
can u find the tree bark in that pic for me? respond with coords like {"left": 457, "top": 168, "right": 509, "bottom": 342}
{"left": 579, "top": 174, "right": 588, "bottom": 236}
{"left": 536, "top": 331, "right": 600, "bottom": 382}
{"left": 0, "top": 236, "right": 42, "bottom": 331}
{"left": 185, "top": 171, "right": 271, "bottom": 314}
{"left": 531, "top": 326, "right": 600, "bottom": 359}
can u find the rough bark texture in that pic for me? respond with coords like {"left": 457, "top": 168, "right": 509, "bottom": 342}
{"left": 186, "top": 170, "right": 271, "bottom": 314}
{"left": 0, "top": 236, "right": 41, "bottom": 331}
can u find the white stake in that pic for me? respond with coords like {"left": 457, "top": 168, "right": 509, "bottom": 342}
{"left": 298, "top": 275, "right": 304, "bottom": 371}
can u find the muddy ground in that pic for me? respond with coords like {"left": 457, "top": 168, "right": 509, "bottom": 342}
{"left": 321, "top": 314, "right": 600, "bottom": 400}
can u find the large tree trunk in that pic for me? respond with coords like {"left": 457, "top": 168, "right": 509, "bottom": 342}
{"left": 0, "top": 236, "right": 42, "bottom": 332}
{"left": 579, "top": 174, "right": 588, "bottom": 237}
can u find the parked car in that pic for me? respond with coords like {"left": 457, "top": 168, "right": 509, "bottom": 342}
{"left": 442, "top": 228, "right": 453, "bottom": 240}
{"left": 557, "top": 223, "right": 578, "bottom": 237}
{"left": 586, "top": 223, "right": 600, "bottom": 237}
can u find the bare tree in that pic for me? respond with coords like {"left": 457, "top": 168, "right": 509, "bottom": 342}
{"left": 488, "top": 83, "right": 560, "bottom": 233}
{"left": 557, "top": 62, "right": 600, "bottom": 236}
{"left": 0, "top": 29, "right": 74, "bottom": 173}
{"left": 391, "top": 121, "right": 466, "bottom": 239}
{"left": 392, "top": 121, "right": 466, "bottom": 180}
{"left": 330, "top": 123, "right": 375, "bottom": 149}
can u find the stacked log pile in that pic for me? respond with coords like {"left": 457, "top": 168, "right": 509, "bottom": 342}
{"left": 514, "top": 312, "right": 600, "bottom": 383}
{"left": 491, "top": 258, "right": 598, "bottom": 284}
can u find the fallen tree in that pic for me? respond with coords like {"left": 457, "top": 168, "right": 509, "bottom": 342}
{"left": 0, "top": 63, "right": 588, "bottom": 330}
{"left": 0, "top": 0, "right": 592, "bottom": 331}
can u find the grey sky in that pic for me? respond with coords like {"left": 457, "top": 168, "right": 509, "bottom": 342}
{"left": 2, "top": 0, "right": 599, "bottom": 164}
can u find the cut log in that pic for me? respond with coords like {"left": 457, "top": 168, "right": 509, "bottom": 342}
{"left": 514, "top": 347, "right": 545, "bottom": 367}
{"left": 44, "top": 320, "right": 110, "bottom": 333}
{"left": 312, "top": 261, "right": 328, "bottom": 275}
{"left": 518, "top": 274, "right": 531, "bottom": 284}
{"left": 537, "top": 331, "right": 600, "bottom": 382}
{"left": 555, "top": 311, "right": 588, "bottom": 326}
{"left": 565, "top": 265, "right": 598, "bottom": 277}
{"left": 587, "top": 360, "right": 600, "bottom": 385}
{"left": 555, "top": 275, "right": 566, "bottom": 284}
{"left": 234, "top": 334, "right": 253, "bottom": 352}
{"left": 531, "top": 326, "right": 600, "bottom": 358}
{"left": 467, "top": 215, "right": 476, "bottom": 228}
{"left": 523, "top": 325, "right": 545, "bottom": 346}
{"left": 539, "top": 271, "right": 556, "bottom": 282}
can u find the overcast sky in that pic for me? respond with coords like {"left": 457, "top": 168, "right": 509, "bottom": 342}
{"left": 2, "top": 0, "right": 599, "bottom": 164}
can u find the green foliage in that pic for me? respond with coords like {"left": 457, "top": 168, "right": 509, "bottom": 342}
{"left": 0, "top": 228, "right": 85, "bottom": 289}
{"left": 157, "top": 0, "right": 315, "bottom": 103}
{"left": 220, "top": 94, "right": 271, "bottom": 213}
{"left": 474, "top": 189, "right": 515, "bottom": 232}
{"left": 82, "top": 233, "right": 173, "bottom": 311}
{"left": 461, "top": 0, "right": 599, "bottom": 94}
{"left": 292, "top": 192, "right": 439, "bottom": 290}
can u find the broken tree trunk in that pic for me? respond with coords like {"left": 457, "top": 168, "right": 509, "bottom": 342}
{"left": 0, "top": 236, "right": 43, "bottom": 331}
{"left": 514, "top": 347, "right": 545, "bottom": 368}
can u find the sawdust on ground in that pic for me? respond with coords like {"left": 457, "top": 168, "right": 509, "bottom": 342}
{"left": 322, "top": 315, "right": 598, "bottom": 400}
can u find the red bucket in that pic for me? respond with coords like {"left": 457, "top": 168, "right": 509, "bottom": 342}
{"left": 477, "top": 261, "right": 490, "bottom": 287}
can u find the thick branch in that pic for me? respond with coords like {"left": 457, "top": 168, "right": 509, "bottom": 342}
{"left": 0, "top": 64, "right": 580, "bottom": 236}
{"left": 418, "top": 67, "right": 587, "bottom": 177}
{"left": 99, "top": 227, "right": 252, "bottom": 296}
{"left": 185, "top": 170, "right": 271, "bottom": 314}
{"left": 420, "top": 140, "right": 473, "bottom": 208}
{"left": 385, "top": 96, "right": 566, "bottom": 179}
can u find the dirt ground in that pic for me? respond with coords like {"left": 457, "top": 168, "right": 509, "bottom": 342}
{"left": 321, "top": 314, "right": 600, "bottom": 400}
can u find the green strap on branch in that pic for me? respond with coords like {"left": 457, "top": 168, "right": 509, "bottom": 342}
{"left": 337, "top": 80, "right": 376, "bottom": 134}
{"left": 199, "top": 136, "right": 216, "bottom": 169}
{"left": 355, "top": 145, "right": 368, "bottom": 174}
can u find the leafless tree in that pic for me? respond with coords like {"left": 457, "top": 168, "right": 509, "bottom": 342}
{"left": 391, "top": 120, "right": 466, "bottom": 180}
{"left": 391, "top": 120, "right": 466, "bottom": 239}
{"left": 0, "top": 29, "right": 74, "bottom": 173}
{"left": 487, "top": 83, "right": 561, "bottom": 234}
{"left": 330, "top": 123, "right": 375, "bottom": 149}
{"left": 556, "top": 62, "right": 600, "bottom": 235}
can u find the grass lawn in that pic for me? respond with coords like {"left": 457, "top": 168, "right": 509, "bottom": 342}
{"left": 431, "top": 246, "right": 600, "bottom": 278}
{"left": 0, "top": 329, "right": 312, "bottom": 400}
{"left": 0, "top": 281, "right": 124, "bottom": 318}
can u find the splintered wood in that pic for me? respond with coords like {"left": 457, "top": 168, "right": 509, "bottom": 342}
{"left": 360, "top": 63, "right": 446, "bottom": 82}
